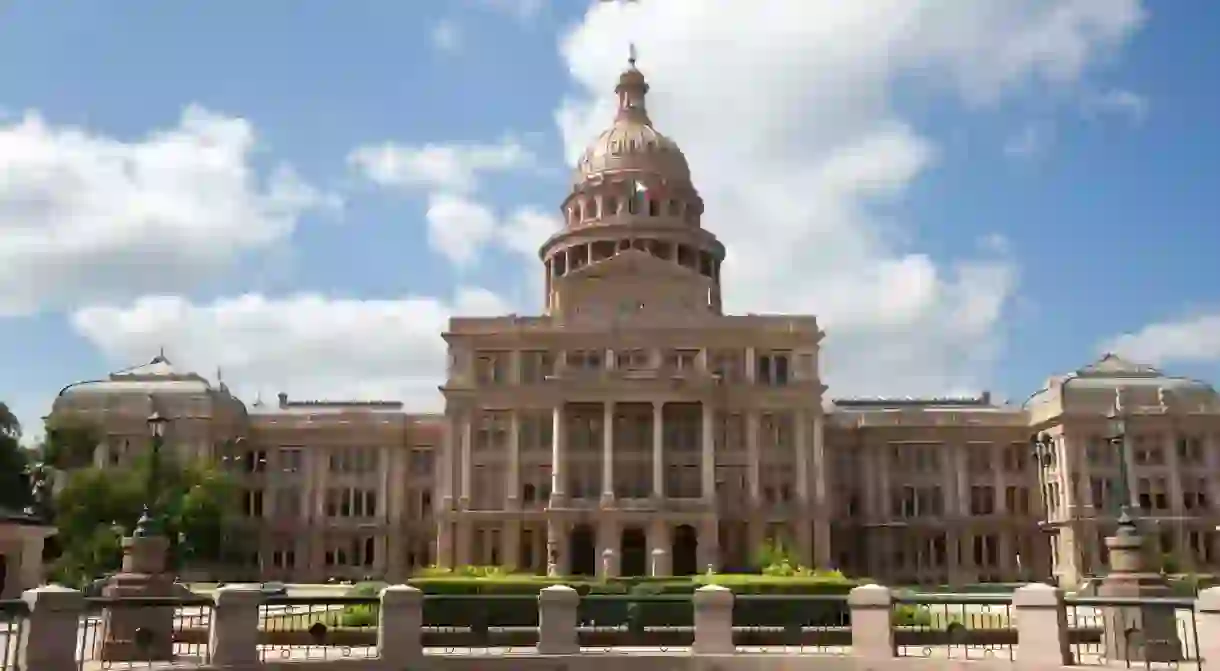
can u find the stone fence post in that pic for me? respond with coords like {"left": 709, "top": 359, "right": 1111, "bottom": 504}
{"left": 208, "top": 585, "right": 262, "bottom": 667}
{"left": 849, "top": 584, "right": 894, "bottom": 659}
{"left": 1195, "top": 587, "right": 1220, "bottom": 665}
{"left": 692, "top": 584, "right": 734, "bottom": 654}
{"left": 379, "top": 585, "right": 423, "bottom": 667}
{"left": 19, "top": 585, "right": 84, "bottom": 671}
{"left": 537, "top": 584, "right": 579, "bottom": 654}
{"left": 1012, "top": 583, "right": 1070, "bottom": 666}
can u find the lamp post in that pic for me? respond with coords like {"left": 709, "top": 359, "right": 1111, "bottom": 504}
{"left": 1030, "top": 432, "right": 1057, "bottom": 582}
{"left": 1104, "top": 403, "right": 1138, "bottom": 535}
{"left": 135, "top": 408, "right": 170, "bottom": 538}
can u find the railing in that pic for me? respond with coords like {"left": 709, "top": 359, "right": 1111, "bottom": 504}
{"left": 8, "top": 582, "right": 1220, "bottom": 670}
{"left": 0, "top": 599, "right": 28, "bottom": 671}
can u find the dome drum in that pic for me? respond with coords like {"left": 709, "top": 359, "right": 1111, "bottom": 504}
{"left": 543, "top": 233, "right": 723, "bottom": 285}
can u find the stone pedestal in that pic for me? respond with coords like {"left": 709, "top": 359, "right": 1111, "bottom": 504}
{"left": 1098, "top": 522, "right": 1181, "bottom": 664}
{"left": 100, "top": 534, "right": 175, "bottom": 663}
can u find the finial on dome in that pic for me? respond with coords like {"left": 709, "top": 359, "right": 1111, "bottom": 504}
{"left": 615, "top": 45, "right": 650, "bottom": 124}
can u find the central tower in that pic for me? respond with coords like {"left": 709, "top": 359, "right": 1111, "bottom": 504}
{"left": 539, "top": 55, "right": 726, "bottom": 321}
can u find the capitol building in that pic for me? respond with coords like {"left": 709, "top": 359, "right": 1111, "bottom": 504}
{"left": 49, "top": 58, "right": 1220, "bottom": 588}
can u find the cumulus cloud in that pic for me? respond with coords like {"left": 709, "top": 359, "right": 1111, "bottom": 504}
{"left": 425, "top": 193, "right": 499, "bottom": 266}
{"left": 1103, "top": 313, "right": 1220, "bottom": 365}
{"left": 70, "top": 0, "right": 1146, "bottom": 405}
{"left": 0, "top": 106, "right": 337, "bottom": 315}
{"left": 72, "top": 290, "right": 511, "bottom": 410}
{"left": 552, "top": 0, "right": 1142, "bottom": 396}
{"left": 347, "top": 138, "right": 534, "bottom": 194}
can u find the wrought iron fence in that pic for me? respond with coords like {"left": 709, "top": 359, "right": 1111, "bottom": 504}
{"left": 0, "top": 599, "right": 27, "bottom": 671}
{"left": 77, "top": 595, "right": 214, "bottom": 670}
{"left": 731, "top": 593, "right": 850, "bottom": 654}
{"left": 892, "top": 593, "right": 1016, "bottom": 661}
{"left": 256, "top": 595, "right": 380, "bottom": 661}
{"left": 1066, "top": 596, "right": 1201, "bottom": 668}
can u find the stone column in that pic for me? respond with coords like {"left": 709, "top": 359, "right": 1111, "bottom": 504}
{"left": 1099, "top": 521, "right": 1181, "bottom": 663}
{"left": 379, "top": 585, "right": 423, "bottom": 667}
{"left": 436, "top": 520, "right": 453, "bottom": 568}
{"left": 506, "top": 410, "right": 521, "bottom": 509}
{"left": 459, "top": 413, "right": 473, "bottom": 508}
{"left": 546, "top": 519, "right": 564, "bottom": 577}
{"left": 794, "top": 410, "right": 813, "bottom": 567}
{"left": 698, "top": 518, "right": 720, "bottom": 573}
{"left": 746, "top": 411, "right": 761, "bottom": 501}
{"left": 652, "top": 401, "right": 665, "bottom": 498}
{"left": 649, "top": 521, "right": 671, "bottom": 576}
{"left": 811, "top": 412, "right": 831, "bottom": 567}
{"left": 692, "top": 585, "right": 735, "bottom": 654}
{"left": 537, "top": 585, "right": 579, "bottom": 654}
{"left": 208, "top": 586, "right": 261, "bottom": 667}
{"left": 848, "top": 584, "right": 894, "bottom": 660}
{"left": 599, "top": 519, "right": 620, "bottom": 577}
{"left": 1012, "top": 583, "right": 1070, "bottom": 666}
{"left": 601, "top": 401, "right": 615, "bottom": 505}
{"left": 455, "top": 520, "right": 473, "bottom": 567}
{"left": 19, "top": 585, "right": 83, "bottom": 671}
{"left": 101, "top": 530, "right": 174, "bottom": 662}
{"left": 551, "top": 405, "right": 566, "bottom": 503}
{"left": 1195, "top": 587, "right": 1220, "bottom": 667}
{"left": 504, "top": 520, "right": 522, "bottom": 571}
{"left": 701, "top": 401, "right": 715, "bottom": 501}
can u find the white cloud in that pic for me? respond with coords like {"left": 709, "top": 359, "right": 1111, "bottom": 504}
{"left": 430, "top": 20, "right": 462, "bottom": 53}
{"left": 70, "top": 0, "right": 1146, "bottom": 406}
{"left": 1004, "top": 123, "right": 1055, "bottom": 160}
{"left": 1103, "top": 313, "right": 1220, "bottom": 365}
{"left": 0, "top": 105, "right": 337, "bottom": 315}
{"left": 425, "top": 193, "right": 498, "bottom": 266}
{"left": 550, "top": 0, "right": 1143, "bottom": 396}
{"left": 71, "top": 290, "right": 512, "bottom": 411}
{"left": 1083, "top": 88, "right": 1148, "bottom": 124}
{"left": 347, "top": 138, "right": 534, "bottom": 194}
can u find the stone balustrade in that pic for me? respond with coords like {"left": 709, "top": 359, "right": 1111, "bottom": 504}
{"left": 8, "top": 582, "right": 1220, "bottom": 670}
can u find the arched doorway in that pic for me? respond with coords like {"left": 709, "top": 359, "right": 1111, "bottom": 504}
{"left": 569, "top": 525, "right": 596, "bottom": 576}
{"left": 620, "top": 527, "right": 647, "bottom": 576}
{"left": 672, "top": 524, "right": 699, "bottom": 576}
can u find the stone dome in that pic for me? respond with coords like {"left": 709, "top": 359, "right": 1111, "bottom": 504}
{"left": 573, "top": 62, "right": 692, "bottom": 185}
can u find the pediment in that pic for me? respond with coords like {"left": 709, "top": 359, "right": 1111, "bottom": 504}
{"left": 563, "top": 248, "right": 698, "bottom": 282}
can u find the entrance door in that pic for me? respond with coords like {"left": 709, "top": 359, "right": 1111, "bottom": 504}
{"left": 569, "top": 525, "right": 596, "bottom": 576}
{"left": 0, "top": 554, "right": 7, "bottom": 598}
{"left": 672, "top": 524, "right": 699, "bottom": 576}
{"left": 620, "top": 527, "right": 647, "bottom": 576}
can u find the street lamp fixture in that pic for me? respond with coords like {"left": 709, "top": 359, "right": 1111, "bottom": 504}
{"left": 134, "top": 405, "right": 170, "bottom": 538}
{"left": 1029, "top": 431, "right": 1055, "bottom": 518}
{"left": 1104, "top": 402, "right": 1138, "bottom": 536}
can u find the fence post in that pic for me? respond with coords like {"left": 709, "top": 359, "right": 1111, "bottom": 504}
{"left": 18, "top": 585, "right": 83, "bottom": 671}
{"left": 1195, "top": 587, "right": 1220, "bottom": 666}
{"left": 692, "top": 584, "right": 735, "bottom": 654}
{"left": 537, "top": 584, "right": 579, "bottom": 654}
{"left": 1013, "top": 583, "right": 1071, "bottom": 665}
{"left": 848, "top": 583, "right": 894, "bottom": 659}
{"left": 379, "top": 585, "right": 423, "bottom": 666}
{"left": 208, "top": 585, "right": 263, "bottom": 667}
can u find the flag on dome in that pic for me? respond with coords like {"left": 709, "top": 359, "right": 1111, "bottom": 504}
{"left": 629, "top": 178, "right": 655, "bottom": 213}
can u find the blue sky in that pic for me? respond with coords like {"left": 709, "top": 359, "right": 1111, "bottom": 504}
{"left": 0, "top": 0, "right": 1216, "bottom": 436}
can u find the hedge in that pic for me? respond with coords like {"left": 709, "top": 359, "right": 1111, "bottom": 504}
{"left": 399, "top": 574, "right": 856, "bottom": 629}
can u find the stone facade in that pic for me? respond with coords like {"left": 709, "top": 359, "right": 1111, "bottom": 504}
{"left": 47, "top": 59, "right": 1220, "bottom": 588}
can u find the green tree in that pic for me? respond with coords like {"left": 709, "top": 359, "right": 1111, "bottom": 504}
{"left": 40, "top": 419, "right": 100, "bottom": 471}
{"left": 0, "top": 402, "right": 34, "bottom": 512}
{"left": 49, "top": 453, "right": 239, "bottom": 586}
